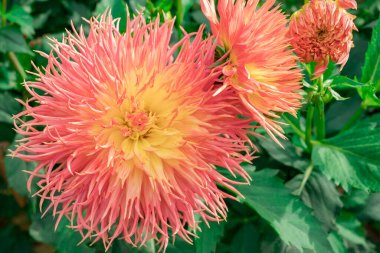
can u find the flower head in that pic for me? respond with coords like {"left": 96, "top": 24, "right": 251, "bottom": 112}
{"left": 201, "top": 0, "right": 302, "bottom": 142}
{"left": 288, "top": 0, "right": 357, "bottom": 77}
{"left": 13, "top": 12, "right": 253, "bottom": 250}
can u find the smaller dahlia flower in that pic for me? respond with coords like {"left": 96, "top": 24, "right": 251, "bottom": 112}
{"left": 201, "top": 0, "right": 302, "bottom": 142}
{"left": 13, "top": 12, "right": 253, "bottom": 251}
{"left": 288, "top": 0, "right": 357, "bottom": 78}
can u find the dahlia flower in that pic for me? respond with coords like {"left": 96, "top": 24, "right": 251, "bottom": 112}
{"left": 201, "top": 0, "right": 302, "bottom": 142}
{"left": 288, "top": 0, "right": 357, "bottom": 78}
{"left": 13, "top": 12, "right": 253, "bottom": 250}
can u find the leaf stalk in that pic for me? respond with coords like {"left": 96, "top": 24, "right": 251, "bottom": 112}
{"left": 282, "top": 114, "right": 306, "bottom": 141}
{"left": 305, "top": 103, "right": 314, "bottom": 151}
{"left": 295, "top": 163, "right": 314, "bottom": 195}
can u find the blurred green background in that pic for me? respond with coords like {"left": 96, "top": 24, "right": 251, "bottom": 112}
{"left": 0, "top": 0, "right": 380, "bottom": 252}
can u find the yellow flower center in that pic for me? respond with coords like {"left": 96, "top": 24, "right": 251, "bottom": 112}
{"left": 121, "top": 110, "right": 155, "bottom": 140}
{"left": 88, "top": 69, "right": 201, "bottom": 181}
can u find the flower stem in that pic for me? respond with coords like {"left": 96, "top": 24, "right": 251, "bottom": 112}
{"left": 8, "top": 52, "right": 27, "bottom": 80}
{"left": 176, "top": 0, "right": 183, "bottom": 23}
{"left": 341, "top": 104, "right": 366, "bottom": 132}
{"left": 295, "top": 163, "right": 313, "bottom": 195}
{"left": 282, "top": 114, "right": 306, "bottom": 141}
{"left": 175, "top": 0, "right": 184, "bottom": 39}
{"left": 305, "top": 103, "right": 314, "bottom": 151}
{"left": 1, "top": 0, "right": 6, "bottom": 26}
{"left": 315, "top": 96, "right": 325, "bottom": 140}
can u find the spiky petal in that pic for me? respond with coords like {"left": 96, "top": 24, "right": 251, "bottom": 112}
{"left": 288, "top": 0, "right": 357, "bottom": 77}
{"left": 201, "top": 0, "right": 302, "bottom": 142}
{"left": 13, "top": 12, "right": 254, "bottom": 251}
{"left": 337, "top": 0, "right": 357, "bottom": 9}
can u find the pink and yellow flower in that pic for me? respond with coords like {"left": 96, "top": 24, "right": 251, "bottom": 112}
{"left": 288, "top": 0, "right": 357, "bottom": 77}
{"left": 13, "top": 12, "right": 253, "bottom": 250}
{"left": 201, "top": 0, "right": 302, "bottom": 142}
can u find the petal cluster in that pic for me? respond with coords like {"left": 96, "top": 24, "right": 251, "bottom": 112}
{"left": 288, "top": 0, "right": 357, "bottom": 77}
{"left": 201, "top": 0, "right": 302, "bottom": 141}
{"left": 13, "top": 13, "right": 253, "bottom": 250}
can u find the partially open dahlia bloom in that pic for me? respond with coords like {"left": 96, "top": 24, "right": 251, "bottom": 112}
{"left": 201, "top": 0, "right": 302, "bottom": 141}
{"left": 13, "top": 12, "right": 253, "bottom": 250}
{"left": 288, "top": 0, "right": 357, "bottom": 77}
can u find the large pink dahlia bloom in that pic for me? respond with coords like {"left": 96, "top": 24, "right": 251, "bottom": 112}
{"left": 201, "top": 0, "right": 302, "bottom": 142}
{"left": 288, "top": 0, "right": 357, "bottom": 77}
{"left": 13, "top": 12, "right": 253, "bottom": 250}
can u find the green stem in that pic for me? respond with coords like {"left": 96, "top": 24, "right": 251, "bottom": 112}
{"left": 282, "top": 114, "right": 306, "bottom": 141}
{"left": 295, "top": 163, "right": 314, "bottom": 195}
{"left": 1, "top": 0, "right": 6, "bottom": 26}
{"left": 305, "top": 103, "right": 314, "bottom": 151}
{"left": 176, "top": 0, "right": 183, "bottom": 24}
{"left": 175, "top": 0, "right": 184, "bottom": 39}
{"left": 316, "top": 96, "right": 325, "bottom": 140}
{"left": 8, "top": 52, "right": 26, "bottom": 80}
{"left": 341, "top": 104, "right": 366, "bottom": 132}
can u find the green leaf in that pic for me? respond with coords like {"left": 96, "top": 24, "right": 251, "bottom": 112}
{"left": 5, "top": 5, "right": 35, "bottom": 38}
{"left": 195, "top": 221, "right": 224, "bottom": 253}
{"left": 230, "top": 223, "right": 259, "bottom": 253}
{"left": 0, "top": 111, "right": 13, "bottom": 124}
{"left": 360, "top": 86, "right": 380, "bottom": 107}
{"left": 327, "top": 231, "right": 347, "bottom": 253}
{"left": 166, "top": 238, "right": 196, "bottom": 253}
{"left": 361, "top": 17, "right": 380, "bottom": 89}
{"left": 341, "top": 189, "right": 369, "bottom": 209}
{"left": 302, "top": 79, "right": 316, "bottom": 90}
{"left": 236, "top": 168, "right": 333, "bottom": 253}
{"left": 336, "top": 213, "right": 372, "bottom": 250}
{"left": 0, "top": 92, "right": 21, "bottom": 123}
{"left": 259, "top": 138, "right": 309, "bottom": 171}
{"left": 325, "top": 98, "right": 362, "bottom": 134}
{"left": 330, "top": 76, "right": 368, "bottom": 89}
{"left": 29, "top": 214, "right": 95, "bottom": 253}
{"left": 156, "top": 0, "right": 174, "bottom": 12}
{"left": 5, "top": 136, "right": 36, "bottom": 196}
{"left": 261, "top": 228, "right": 303, "bottom": 253}
{"left": 360, "top": 192, "right": 380, "bottom": 221}
{"left": 107, "top": 239, "right": 161, "bottom": 253}
{"left": 0, "top": 64, "right": 18, "bottom": 90}
{"left": 94, "top": 0, "right": 127, "bottom": 33}
{"left": 0, "top": 26, "right": 32, "bottom": 54}
{"left": 323, "top": 61, "right": 339, "bottom": 80}
{"left": 312, "top": 115, "right": 380, "bottom": 192}
{"left": 357, "top": 17, "right": 380, "bottom": 107}
{"left": 286, "top": 172, "right": 343, "bottom": 228}
{"left": 328, "top": 87, "right": 349, "bottom": 101}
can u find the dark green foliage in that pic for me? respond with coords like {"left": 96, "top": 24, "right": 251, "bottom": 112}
{"left": 312, "top": 115, "right": 380, "bottom": 191}
{"left": 195, "top": 221, "right": 225, "bottom": 253}
{"left": 0, "top": 26, "right": 32, "bottom": 54}
{"left": 286, "top": 172, "right": 343, "bottom": 228}
{"left": 236, "top": 168, "right": 333, "bottom": 253}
